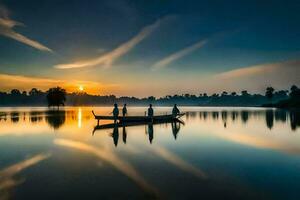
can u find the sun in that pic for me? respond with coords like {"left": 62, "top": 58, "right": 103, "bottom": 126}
{"left": 79, "top": 85, "right": 84, "bottom": 91}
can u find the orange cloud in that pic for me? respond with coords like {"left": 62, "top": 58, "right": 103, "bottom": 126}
{"left": 0, "top": 73, "right": 120, "bottom": 95}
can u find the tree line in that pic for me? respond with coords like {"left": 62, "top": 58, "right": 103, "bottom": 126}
{"left": 0, "top": 85, "right": 299, "bottom": 107}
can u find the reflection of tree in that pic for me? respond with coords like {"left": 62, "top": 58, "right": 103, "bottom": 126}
{"left": 265, "top": 110, "right": 274, "bottom": 130}
{"left": 10, "top": 112, "right": 19, "bottom": 123}
{"left": 45, "top": 110, "right": 66, "bottom": 130}
{"left": 212, "top": 112, "right": 219, "bottom": 120}
{"left": 29, "top": 111, "right": 43, "bottom": 123}
{"left": 221, "top": 111, "right": 228, "bottom": 122}
{"left": 0, "top": 113, "right": 7, "bottom": 121}
{"left": 203, "top": 112, "right": 207, "bottom": 120}
{"left": 274, "top": 110, "right": 287, "bottom": 122}
{"left": 231, "top": 111, "right": 238, "bottom": 122}
{"left": 241, "top": 111, "right": 249, "bottom": 124}
{"left": 290, "top": 111, "right": 300, "bottom": 131}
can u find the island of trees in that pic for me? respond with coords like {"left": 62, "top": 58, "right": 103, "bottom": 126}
{"left": 0, "top": 85, "right": 299, "bottom": 108}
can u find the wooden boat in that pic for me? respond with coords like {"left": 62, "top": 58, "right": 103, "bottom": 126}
{"left": 94, "top": 118, "right": 183, "bottom": 130}
{"left": 92, "top": 111, "right": 185, "bottom": 123}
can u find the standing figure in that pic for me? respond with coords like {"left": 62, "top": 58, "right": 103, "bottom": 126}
{"left": 148, "top": 104, "right": 154, "bottom": 117}
{"left": 112, "top": 103, "right": 119, "bottom": 123}
{"left": 122, "top": 104, "right": 127, "bottom": 117}
{"left": 172, "top": 104, "right": 180, "bottom": 116}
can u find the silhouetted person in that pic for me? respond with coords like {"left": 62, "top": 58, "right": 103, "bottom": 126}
{"left": 111, "top": 125, "right": 119, "bottom": 147}
{"left": 112, "top": 103, "right": 119, "bottom": 123}
{"left": 148, "top": 123, "right": 154, "bottom": 144}
{"left": 148, "top": 104, "right": 154, "bottom": 117}
{"left": 172, "top": 104, "right": 180, "bottom": 116}
{"left": 122, "top": 104, "right": 127, "bottom": 117}
{"left": 122, "top": 126, "right": 127, "bottom": 144}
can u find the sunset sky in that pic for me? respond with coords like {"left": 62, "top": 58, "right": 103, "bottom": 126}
{"left": 0, "top": 0, "right": 299, "bottom": 97}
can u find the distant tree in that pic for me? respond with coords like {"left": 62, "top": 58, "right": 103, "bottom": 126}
{"left": 11, "top": 89, "right": 21, "bottom": 96}
{"left": 203, "top": 93, "right": 208, "bottom": 97}
{"left": 22, "top": 91, "right": 27, "bottom": 96}
{"left": 148, "top": 96, "right": 156, "bottom": 102}
{"left": 29, "top": 88, "right": 43, "bottom": 96}
{"left": 241, "top": 90, "right": 249, "bottom": 96}
{"left": 265, "top": 87, "right": 275, "bottom": 100}
{"left": 231, "top": 92, "right": 237, "bottom": 96}
{"left": 290, "top": 85, "right": 300, "bottom": 99}
{"left": 221, "top": 91, "right": 228, "bottom": 96}
{"left": 46, "top": 87, "right": 66, "bottom": 108}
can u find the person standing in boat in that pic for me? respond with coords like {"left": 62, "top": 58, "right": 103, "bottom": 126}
{"left": 148, "top": 104, "right": 154, "bottom": 117}
{"left": 112, "top": 103, "right": 119, "bottom": 123}
{"left": 172, "top": 104, "right": 180, "bottom": 116}
{"left": 122, "top": 104, "right": 127, "bottom": 117}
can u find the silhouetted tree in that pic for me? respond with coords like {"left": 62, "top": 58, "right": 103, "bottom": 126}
{"left": 290, "top": 85, "right": 300, "bottom": 99}
{"left": 231, "top": 92, "right": 237, "bottom": 96}
{"left": 241, "top": 90, "right": 249, "bottom": 96}
{"left": 11, "top": 89, "right": 21, "bottom": 96}
{"left": 265, "top": 87, "right": 275, "bottom": 101}
{"left": 46, "top": 87, "right": 66, "bottom": 108}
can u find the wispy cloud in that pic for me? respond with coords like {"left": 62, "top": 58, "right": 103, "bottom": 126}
{"left": 214, "top": 59, "right": 300, "bottom": 91}
{"left": 0, "top": 4, "right": 52, "bottom": 52}
{"left": 54, "top": 17, "right": 168, "bottom": 69}
{"left": 152, "top": 39, "right": 208, "bottom": 70}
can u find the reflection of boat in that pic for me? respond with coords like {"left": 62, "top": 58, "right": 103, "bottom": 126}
{"left": 93, "top": 118, "right": 184, "bottom": 133}
{"left": 92, "top": 111, "right": 185, "bottom": 123}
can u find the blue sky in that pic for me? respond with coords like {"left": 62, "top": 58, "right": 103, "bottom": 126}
{"left": 0, "top": 0, "right": 299, "bottom": 96}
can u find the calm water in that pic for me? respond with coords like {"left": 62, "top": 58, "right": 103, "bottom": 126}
{"left": 0, "top": 107, "right": 300, "bottom": 200}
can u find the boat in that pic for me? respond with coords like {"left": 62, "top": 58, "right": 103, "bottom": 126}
{"left": 92, "top": 111, "right": 185, "bottom": 123}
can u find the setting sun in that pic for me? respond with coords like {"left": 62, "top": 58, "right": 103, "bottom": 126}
{"left": 79, "top": 85, "right": 84, "bottom": 91}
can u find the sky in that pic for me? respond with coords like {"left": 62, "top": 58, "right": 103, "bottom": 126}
{"left": 0, "top": 0, "right": 299, "bottom": 97}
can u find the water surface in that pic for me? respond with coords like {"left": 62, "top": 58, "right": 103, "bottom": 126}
{"left": 0, "top": 107, "right": 300, "bottom": 199}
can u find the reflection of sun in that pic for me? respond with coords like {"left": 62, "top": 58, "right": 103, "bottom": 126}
{"left": 79, "top": 85, "right": 84, "bottom": 91}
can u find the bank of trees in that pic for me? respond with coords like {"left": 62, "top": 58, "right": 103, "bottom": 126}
{"left": 0, "top": 85, "right": 298, "bottom": 107}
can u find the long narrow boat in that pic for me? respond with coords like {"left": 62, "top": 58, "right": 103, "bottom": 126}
{"left": 92, "top": 111, "right": 185, "bottom": 123}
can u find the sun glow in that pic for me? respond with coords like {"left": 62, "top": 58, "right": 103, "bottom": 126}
{"left": 79, "top": 85, "right": 84, "bottom": 91}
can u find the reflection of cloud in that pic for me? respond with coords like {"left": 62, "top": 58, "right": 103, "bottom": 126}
{"left": 55, "top": 17, "right": 169, "bottom": 69}
{"left": 0, "top": 73, "right": 120, "bottom": 95}
{"left": 151, "top": 146, "right": 207, "bottom": 179}
{"left": 0, "top": 153, "right": 51, "bottom": 199}
{"left": 54, "top": 139, "right": 159, "bottom": 197}
{"left": 0, "top": 4, "right": 52, "bottom": 52}
{"left": 215, "top": 59, "right": 300, "bottom": 91}
{"left": 152, "top": 39, "right": 208, "bottom": 70}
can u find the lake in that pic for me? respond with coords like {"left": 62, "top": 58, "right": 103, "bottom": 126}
{"left": 0, "top": 106, "right": 300, "bottom": 200}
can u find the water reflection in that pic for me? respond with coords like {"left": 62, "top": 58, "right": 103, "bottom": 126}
{"left": 184, "top": 109, "right": 300, "bottom": 131}
{"left": 45, "top": 110, "right": 66, "bottom": 130}
{"left": 54, "top": 139, "right": 160, "bottom": 198}
{"left": 0, "top": 153, "right": 50, "bottom": 199}
{"left": 1, "top": 107, "right": 300, "bottom": 199}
